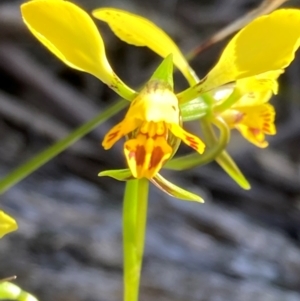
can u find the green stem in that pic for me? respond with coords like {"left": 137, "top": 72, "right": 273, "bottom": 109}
{"left": 135, "top": 178, "right": 149, "bottom": 270}
{"left": 123, "top": 180, "right": 139, "bottom": 301}
{"left": 201, "top": 118, "right": 217, "bottom": 146}
{"left": 123, "top": 179, "right": 149, "bottom": 301}
{"left": 165, "top": 117, "right": 230, "bottom": 170}
{"left": 201, "top": 118, "right": 250, "bottom": 190}
{"left": 0, "top": 100, "right": 128, "bottom": 194}
{"left": 213, "top": 87, "right": 242, "bottom": 114}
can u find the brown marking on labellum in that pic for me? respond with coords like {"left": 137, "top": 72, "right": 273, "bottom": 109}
{"left": 149, "top": 146, "right": 164, "bottom": 170}
{"left": 249, "top": 128, "right": 260, "bottom": 136}
{"left": 135, "top": 145, "right": 146, "bottom": 166}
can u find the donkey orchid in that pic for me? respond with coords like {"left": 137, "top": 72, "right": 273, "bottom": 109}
{"left": 213, "top": 70, "right": 281, "bottom": 147}
{"left": 21, "top": 0, "right": 300, "bottom": 198}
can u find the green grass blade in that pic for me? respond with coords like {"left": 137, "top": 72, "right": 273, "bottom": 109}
{"left": 0, "top": 100, "right": 127, "bottom": 194}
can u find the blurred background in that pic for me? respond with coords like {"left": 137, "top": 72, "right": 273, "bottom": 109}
{"left": 1, "top": 0, "right": 300, "bottom": 300}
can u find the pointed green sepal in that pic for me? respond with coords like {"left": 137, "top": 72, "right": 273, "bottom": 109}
{"left": 215, "top": 151, "right": 251, "bottom": 190}
{"left": 0, "top": 211, "right": 18, "bottom": 239}
{"left": 98, "top": 168, "right": 133, "bottom": 181}
{"left": 151, "top": 174, "right": 204, "bottom": 202}
{"left": 150, "top": 54, "right": 174, "bottom": 90}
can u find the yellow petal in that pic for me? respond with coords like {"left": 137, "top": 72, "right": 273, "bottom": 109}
{"left": 102, "top": 118, "right": 140, "bottom": 150}
{"left": 239, "top": 103, "right": 275, "bottom": 134}
{"left": 223, "top": 103, "right": 276, "bottom": 148}
{"left": 21, "top": 0, "right": 136, "bottom": 100}
{"left": 169, "top": 123, "right": 205, "bottom": 154}
{"left": 238, "top": 70, "right": 282, "bottom": 95}
{"left": 0, "top": 211, "right": 18, "bottom": 238}
{"left": 236, "top": 124, "right": 269, "bottom": 148}
{"left": 180, "top": 9, "right": 300, "bottom": 98}
{"left": 92, "top": 8, "right": 196, "bottom": 85}
{"left": 205, "top": 9, "right": 300, "bottom": 91}
{"left": 233, "top": 70, "right": 282, "bottom": 107}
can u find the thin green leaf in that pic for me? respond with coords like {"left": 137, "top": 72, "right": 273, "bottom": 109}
{"left": 0, "top": 100, "right": 127, "bottom": 194}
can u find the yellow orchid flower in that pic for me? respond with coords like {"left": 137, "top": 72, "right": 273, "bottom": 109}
{"left": 103, "top": 78, "right": 205, "bottom": 179}
{"left": 214, "top": 70, "right": 281, "bottom": 147}
{"left": 99, "top": 55, "right": 205, "bottom": 201}
{"left": 221, "top": 103, "right": 276, "bottom": 148}
{"left": 21, "top": 0, "right": 205, "bottom": 201}
{"left": 0, "top": 211, "right": 18, "bottom": 238}
{"left": 21, "top": 0, "right": 300, "bottom": 195}
{"left": 92, "top": 7, "right": 300, "bottom": 149}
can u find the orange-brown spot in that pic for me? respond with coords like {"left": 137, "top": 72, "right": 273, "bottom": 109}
{"left": 135, "top": 145, "right": 146, "bottom": 166}
{"left": 185, "top": 135, "right": 199, "bottom": 150}
{"left": 149, "top": 147, "right": 164, "bottom": 170}
{"left": 249, "top": 128, "right": 261, "bottom": 135}
{"left": 106, "top": 131, "right": 120, "bottom": 143}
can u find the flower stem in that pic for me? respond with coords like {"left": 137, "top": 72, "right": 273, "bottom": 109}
{"left": 123, "top": 179, "right": 149, "bottom": 301}
{"left": 201, "top": 118, "right": 250, "bottom": 190}
{"left": 213, "top": 87, "right": 242, "bottom": 114}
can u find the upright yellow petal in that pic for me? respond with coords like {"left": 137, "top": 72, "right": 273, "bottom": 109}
{"left": 21, "top": 0, "right": 136, "bottom": 100}
{"left": 232, "top": 70, "right": 281, "bottom": 106}
{"left": 92, "top": 8, "right": 197, "bottom": 85}
{"left": 237, "top": 70, "right": 282, "bottom": 95}
{"left": 204, "top": 9, "right": 300, "bottom": 91}
{"left": 179, "top": 9, "right": 300, "bottom": 99}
